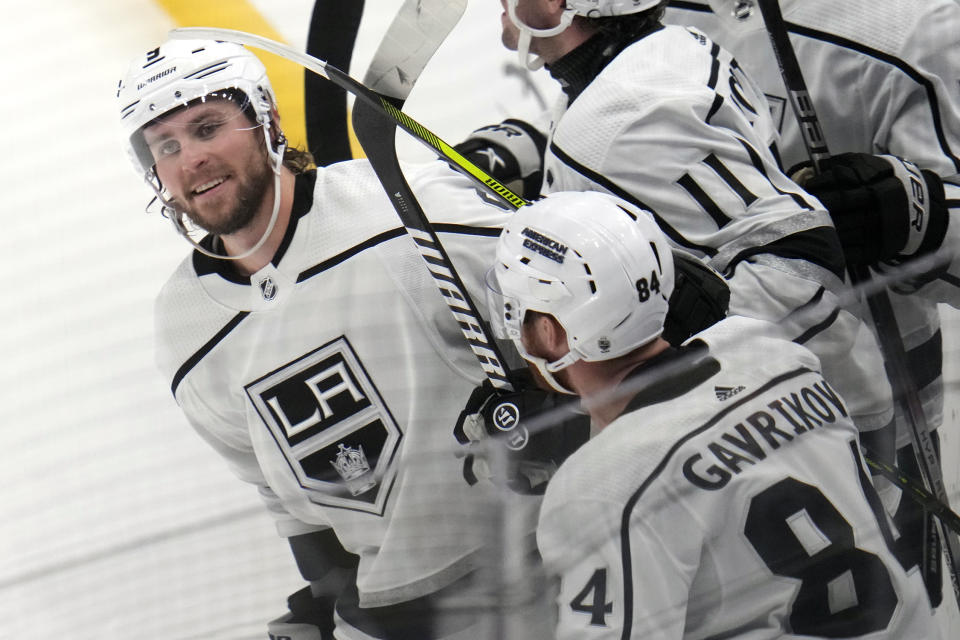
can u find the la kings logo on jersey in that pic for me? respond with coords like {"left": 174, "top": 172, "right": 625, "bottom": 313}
{"left": 245, "top": 336, "right": 401, "bottom": 515}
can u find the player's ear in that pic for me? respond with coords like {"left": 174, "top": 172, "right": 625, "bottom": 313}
{"left": 269, "top": 106, "right": 284, "bottom": 144}
{"left": 534, "top": 313, "right": 570, "bottom": 360}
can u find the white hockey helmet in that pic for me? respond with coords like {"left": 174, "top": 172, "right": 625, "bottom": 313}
{"left": 118, "top": 38, "right": 278, "bottom": 177}
{"left": 116, "top": 39, "right": 286, "bottom": 260}
{"left": 489, "top": 191, "right": 674, "bottom": 393}
{"left": 505, "top": 0, "right": 663, "bottom": 69}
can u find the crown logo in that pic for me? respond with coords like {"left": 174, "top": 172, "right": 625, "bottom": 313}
{"left": 331, "top": 443, "right": 376, "bottom": 496}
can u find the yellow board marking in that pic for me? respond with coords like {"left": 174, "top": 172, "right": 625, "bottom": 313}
{"left": 154, "top": 0, "right": 308, "bottom": 152}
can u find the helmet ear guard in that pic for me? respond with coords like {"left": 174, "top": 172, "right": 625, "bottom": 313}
{"left": 491, "top": 191, "right": 675, "bottom": 383}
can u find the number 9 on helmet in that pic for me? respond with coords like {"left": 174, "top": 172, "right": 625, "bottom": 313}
{"left": 488, "top": 191, "right": 674, "bottom": 393}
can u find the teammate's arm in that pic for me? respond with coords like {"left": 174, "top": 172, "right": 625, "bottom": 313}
{"left": 853, "top": 1, "right": 960, "bottom": 306}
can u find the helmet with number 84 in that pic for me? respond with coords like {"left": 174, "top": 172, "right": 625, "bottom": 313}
{"left": 488, "top": 191, "right": 674, "bottom": 392}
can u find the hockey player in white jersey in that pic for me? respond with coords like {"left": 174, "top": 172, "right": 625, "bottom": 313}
{"left": 663, "top": 0, "right": 960, "bottom": 608}
{"left": 485, "top": 189, "right": 939, "bottom": 639}
{"left": 117, "top": 38, "right": 553, "bottom": 640}
{"left": 493, "top": 0, "right": 897, "bottom": 451}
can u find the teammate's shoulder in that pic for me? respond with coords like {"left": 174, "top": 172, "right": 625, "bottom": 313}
{"left": 152, "top": 258, "right": 224, "bottom": 381}
{"left": 312, "top": 159, "right": 387, "bottom": 201}
{"left": 691, "top": 316, "right": 820, "bottom": 371}
{"left": 406, "top": 159, "right": 514, "bottom": 227}
{"left": 611, "top": 24, "right": 719, "bottom": 74}
{"left": 789, "top": 0, "right": 959, "bottom": 57}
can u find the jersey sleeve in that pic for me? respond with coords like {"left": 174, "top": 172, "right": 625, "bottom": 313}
{"left": 874, "top": 2, "right": 960, "bottom": 306}
{"left": 175, "top": 376, "right": 331, "bottom": 538}
{"left": 154, "top": 272, "right": 329, "bottom": 538}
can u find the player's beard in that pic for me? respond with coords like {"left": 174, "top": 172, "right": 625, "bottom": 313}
{"left": 181, "top": 150, "right": 274, "bottom": 237}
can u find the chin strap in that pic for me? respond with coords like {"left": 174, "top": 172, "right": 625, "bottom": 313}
{"left": 149, "top": 119, "right": 287, "bottom": 261}
{"left": 507, "top": 1, "right": 576, "bottom": 70}
{"left": 514, "top": 340, "right": 581, "bottom": 395}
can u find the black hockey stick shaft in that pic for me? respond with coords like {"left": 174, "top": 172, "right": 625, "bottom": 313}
{"left": 353, "top": 0, "right": 514, "bottom": 392}
{"left": 756, "top": 0, "right": 960, "bottom": 598}
{"left": 352, "top": 99, "right": 514, "bottom": 390}
{"left": 170, "top": 28, "right": 528, "bottom": 211}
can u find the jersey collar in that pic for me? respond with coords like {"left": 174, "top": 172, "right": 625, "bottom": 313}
{"left": 619, "top": 340, "right": 720, "bottom": 416}
{"left": 192, "top": 169, "right": 318, "bottom": 283}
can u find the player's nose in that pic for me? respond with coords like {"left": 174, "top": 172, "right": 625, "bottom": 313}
{"left": 178, "top": 138, "right": 210, "bottom": 170}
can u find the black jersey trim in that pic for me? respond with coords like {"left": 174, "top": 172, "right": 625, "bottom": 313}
{"left": 735, "top": 137, "right": 816, "bottom": 211}
{"left": 173, "top": 221, "right": 495, "bottom": 394}
{"left": 296, "top": 227, "right": 407, "bottom": 282}
{"left": 618, "top": 365, "right": 816, "bottom": 637}
{"left": 939, "top": 272, "right": 960, "bottom": 288}
{"left": 549, "top": 141, "right": 718, "bottom": 257}
{"left": 706, "top": 93, "right": 724, "bottom": 124}
{"left": 192, "top": 170, "right": 318, "bottom": 282}
{"left": 171, "top": 311, "right": 250, "bottom": 396}
{"left": 678, "top": 173, "right": 731, "bottom": 228}
{"left": 725, "top": 226, "right": 847, "bottom": 280}
{"left": 706, "top": 42, "right": 721, "bottom": 90}
{"left": 432, "top": 223, "right": 503, "bottom": 238}
{"left": 274, "top": 170, "right": 318, "bottom": 264}
{"left": 705, "top": 153, "right": 758, "bottom": 207}
{"left": 907, "top": 329, "right": 942, "bottom": 392}
{"left": 783, "top": 285, "right": 841, "bottom": 346}
{"left": 792, "top": 306, "right": 840, "bottom": 346}
{"left": 785, "top": 21, "right": 960, "bottom": 173}
{"left": 666, "top": 0, "right": 711, "bottom": 12}
{"left": 621, "top": 343, "right": 720, "bottom": 414}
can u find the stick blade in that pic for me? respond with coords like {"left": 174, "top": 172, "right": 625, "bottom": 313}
{"left": 363, "top": 0, "right": 468, "bottom": 100}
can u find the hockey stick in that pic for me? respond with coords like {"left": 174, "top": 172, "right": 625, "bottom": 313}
{"left": 355, "top": 14, "right": 544, "bottom": 636}
{"left": 756, "top": 0, "right": 960, "bottom": 599}
{"left": 866, "top": 457, "right": 960, "bottom": 535}
{"left": 355, "top": 0, "right": 516, "bottom": 393}
{"left": 170, "top": 27, "right": 527, "bottom": 210}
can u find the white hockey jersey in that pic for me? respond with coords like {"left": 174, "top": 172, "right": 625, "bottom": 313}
{"left": 663, "top": 0, "right": 960, "bottom": 445}
{"left": 154, "top": 160, "right": 538, "bottom": 615}
{"left": 537, "top": 316, "right": 939, "bottom": 639}
{"left": 541, "top": 23, "right": 892, "bottom": 430}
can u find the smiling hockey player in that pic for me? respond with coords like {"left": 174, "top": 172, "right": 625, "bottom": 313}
{"left": 117, "top": 38, "right": 552, "bottom": 640}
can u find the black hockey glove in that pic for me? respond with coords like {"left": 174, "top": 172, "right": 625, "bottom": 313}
{"left": 453, "top": 119, "right": 547, "bottom": 200}
{"left": 662, "top": 251, "right": 730, "bottom": 346}
{"left": 802, "top": 153, "right": 948, "bottom": 267}
{"left": 453, "top": 370, "right": 590, "bottom": 494}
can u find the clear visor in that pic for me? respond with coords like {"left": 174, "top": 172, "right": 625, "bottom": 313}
{"left": 485, "top": 266, "right": 521, "bottom": 342}
{"left": 484, "top": 263, "right": 573, "bottom": 339}
{"left": 132, "top": 89, "right": 257, "bottom": 174}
